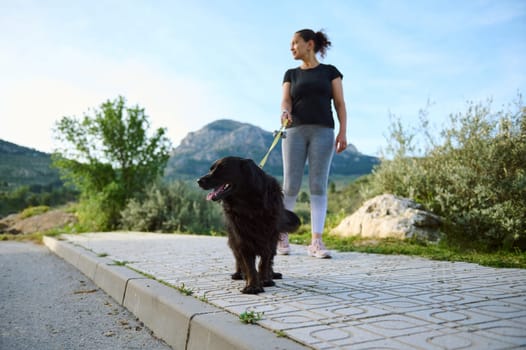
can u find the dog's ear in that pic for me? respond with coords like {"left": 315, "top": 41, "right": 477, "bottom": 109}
{"left": 240, "top": 158, "right": 265, "bottom": 191}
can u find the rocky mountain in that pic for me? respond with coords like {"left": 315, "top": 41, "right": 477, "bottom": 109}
{"left": 0, "top": 139, "right": 61, "bottom": 189}
{"left": 165, "top": 119, "right": 380, "bottom": 179}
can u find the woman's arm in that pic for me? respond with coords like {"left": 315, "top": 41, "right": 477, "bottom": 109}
{"left": 332, "top": 77, "right": 348, "bottom": 153}
{"left": 281, "top": 82, "right": 293, "bottom": 126}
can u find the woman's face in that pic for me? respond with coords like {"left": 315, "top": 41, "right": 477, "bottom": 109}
{"left": 290, "top": 33, "right": 312, "bottom": 60}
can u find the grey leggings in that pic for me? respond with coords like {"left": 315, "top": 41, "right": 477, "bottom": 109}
{"left": 282, "top": 125, "right": 334, "bottom": 234}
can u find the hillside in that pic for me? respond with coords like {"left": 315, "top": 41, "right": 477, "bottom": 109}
{"left": 0, "top": 139, "right": 61, "bottom": 190}
{"left": 165, "top": 119, "right": 380, "bottom": 179}
{"left": 1, "top": 120, "right": 380, "bottom": 188}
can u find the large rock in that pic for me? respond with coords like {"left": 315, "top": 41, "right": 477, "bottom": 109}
{"left": 331, "top": 194, "right": 442, "bottom": 241}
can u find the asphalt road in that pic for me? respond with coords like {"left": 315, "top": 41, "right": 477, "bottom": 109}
{"left": 0, "top": 241, "right": 172, "bottom": 350}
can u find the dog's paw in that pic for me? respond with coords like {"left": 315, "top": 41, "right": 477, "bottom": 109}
{"left": 262, "top": 279, "right": 275, "bottom": 287}
{"left": 231, "top": 272, "right": 244, "bottom": 280}
{"left": 272, "top": 272, "right": 282, "bottom": 279}
{"left": 241, "top": 285, "right": 264, "bottom": 294}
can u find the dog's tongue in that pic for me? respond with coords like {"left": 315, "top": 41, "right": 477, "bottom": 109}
{"left": 206, "top": 184, "right": 227, "bottom": 201}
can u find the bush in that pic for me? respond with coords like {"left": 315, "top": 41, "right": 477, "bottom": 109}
{"left": 76, "top": 183, "right": 123, "bottom": 232}
{"left": 366, "top": 95, "right": 526, "bottom": 251}
{"left": 121, "top": 181, "right": 224, "bottom": 234}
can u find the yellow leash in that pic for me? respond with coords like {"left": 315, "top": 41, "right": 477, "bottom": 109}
{"left": 259, "top": 122, "right": 287, "bottom": 169}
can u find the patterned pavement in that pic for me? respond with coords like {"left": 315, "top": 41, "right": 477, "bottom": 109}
{"left": 63, "top": 232, "right": 526, "bottom": 350}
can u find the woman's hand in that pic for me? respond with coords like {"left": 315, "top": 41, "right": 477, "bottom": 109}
{"left": 281, "top": 109, "right": 292, "bottom": 126}
{"left": 335, "top": 132, "right": 347, "bottom": 153}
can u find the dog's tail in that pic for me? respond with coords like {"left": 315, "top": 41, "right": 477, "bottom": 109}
{"left": 278, "top": 209, "right": 301, "bottom": 233}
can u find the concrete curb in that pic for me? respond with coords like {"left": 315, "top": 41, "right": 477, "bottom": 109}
{"left": 43, "top": 236, "right": 307, "bottom": 350}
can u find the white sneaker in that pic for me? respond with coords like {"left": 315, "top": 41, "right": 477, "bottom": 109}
{"left": 308, "top": 239, "right": 331, "bottom": 258}
{"left": 277, "top": 233, "right": 291, "bottom": 255}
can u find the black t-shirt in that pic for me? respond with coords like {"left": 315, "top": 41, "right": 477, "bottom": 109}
{"left": 283, "top": 63, "right": 343, "bottom": 128}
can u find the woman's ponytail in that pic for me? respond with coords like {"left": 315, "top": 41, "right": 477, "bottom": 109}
{"left": 296, "top": 29, "right": 332, "bottom": 58}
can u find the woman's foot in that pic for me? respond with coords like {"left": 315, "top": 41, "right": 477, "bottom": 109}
{"left": 308, "top": 238, "right": 331, "bottom": 258}
{"left": 277, "top": 233, "right": 291, "bottom": 255}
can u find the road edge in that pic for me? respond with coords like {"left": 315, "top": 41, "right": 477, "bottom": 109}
{"left": 43, "top": 236, "right": 308, "bottom": 350}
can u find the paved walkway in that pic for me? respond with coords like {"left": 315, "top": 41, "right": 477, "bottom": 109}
{"left": 47, "top": 232, "right": 526, "bottom": 349}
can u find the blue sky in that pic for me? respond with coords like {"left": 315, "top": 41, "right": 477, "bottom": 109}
{"left": 1, "top": 0, "right": 525, "bottom": 156}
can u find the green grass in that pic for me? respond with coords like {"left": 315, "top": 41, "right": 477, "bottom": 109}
{"left": 175, "top": 283, "right": 194, "bottom": 296}
{"left": 20, "top": 205, "right": 50, "bottom": 219}
{"left": 239, "top": 310, "right": 264, "bottom": 324}
{"left": 289, "top": 232, "right": 526, "bottom": 269}
{"left": 0, "top": 229, "right": 64, "bottom": 243}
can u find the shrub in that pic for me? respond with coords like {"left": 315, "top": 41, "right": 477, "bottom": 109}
{"left": 76, "top": 183, "right": 123, "bottom": 231}
{"left": 121, "top": 181, "right": 224, "bottom": 234}
{"left": 366, "top": 95, "right": 526, "bottom": 251}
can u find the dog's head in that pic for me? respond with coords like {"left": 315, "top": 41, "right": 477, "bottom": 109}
{"left": 197, "top": 156, "right": 263, "bottom": 202}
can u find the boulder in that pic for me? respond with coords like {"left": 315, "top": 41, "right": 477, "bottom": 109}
{"left": 331, "top": 194, "right": 442, "bottom": 241}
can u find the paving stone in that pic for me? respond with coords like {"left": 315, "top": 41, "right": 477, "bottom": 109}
{"left": 62, "top": 232, "right": 526, "bottom": 350}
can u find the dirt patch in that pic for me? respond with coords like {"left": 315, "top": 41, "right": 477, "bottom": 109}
{"left": 0, "top": 209, "right": 77, "bottom": 234}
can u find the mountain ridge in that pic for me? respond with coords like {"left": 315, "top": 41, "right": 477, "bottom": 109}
{"left": 164, "top": 119, "right": 379, "bottom": 179}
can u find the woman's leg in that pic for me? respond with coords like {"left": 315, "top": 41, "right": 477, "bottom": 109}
{"left": 279, "top": 126, "right": 308, "bottom": 254}
{"left": 306, "top": 126, "right": 334, "bottom": 258}
{"left": 282, "top": 126, "right": 308, "bottom": 201}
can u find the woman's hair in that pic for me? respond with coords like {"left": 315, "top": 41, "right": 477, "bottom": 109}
{"left": 296, "top": 29, "right": 332, "bottom": 58}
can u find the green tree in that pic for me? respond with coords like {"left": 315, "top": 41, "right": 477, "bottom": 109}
{"left": 52, "top": 96, "right": 172, "bottom": 230}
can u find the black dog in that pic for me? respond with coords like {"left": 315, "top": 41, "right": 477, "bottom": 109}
{"left": 197, "top": 156, "right": 300, "bottom": 294}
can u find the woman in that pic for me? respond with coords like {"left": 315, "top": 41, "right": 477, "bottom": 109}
{"left": 278, "top": 29, "right": 348, "bottom": 258}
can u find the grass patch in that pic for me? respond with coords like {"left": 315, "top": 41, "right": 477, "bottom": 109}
{"left": 239, "top": 310, "right": 264, "bottom": 324}
{"left": 0, "top": 229, "right": 64, "bottom": 243}
{"left": 20, "top": 205, "right": 50, "bottom": 219}
{"left": 175, "top": 283, "right": 194, "bottom": 296}
{"left": 289, "top": 232, "right": 526, "bottom": 269}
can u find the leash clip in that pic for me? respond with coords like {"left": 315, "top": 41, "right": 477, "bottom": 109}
{"left": 273, "top": 130, "right": 287, "bottom": 139}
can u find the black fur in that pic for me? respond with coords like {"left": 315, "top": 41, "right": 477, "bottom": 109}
{"left": 197, "top": 156, "right": 300, "bottom": 294}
